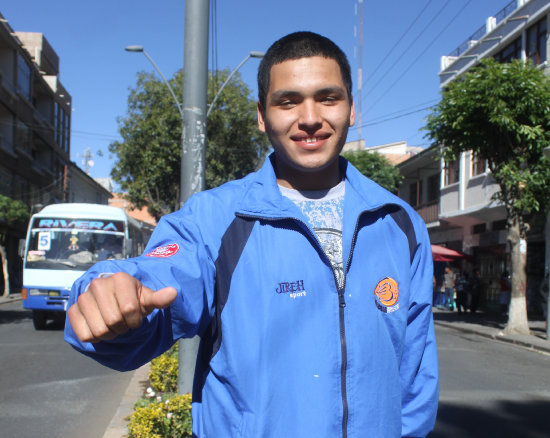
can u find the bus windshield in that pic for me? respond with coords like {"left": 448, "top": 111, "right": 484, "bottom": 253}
{"left": 25, "top": 218, "right": 126, "bottom": 271}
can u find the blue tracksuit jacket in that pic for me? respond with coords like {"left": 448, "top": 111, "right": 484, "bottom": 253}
{"left": 65, "top": 155, "right": 438, "bottom": 437}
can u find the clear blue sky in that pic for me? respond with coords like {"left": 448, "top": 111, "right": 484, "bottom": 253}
{"left": 3, "top": 0, "right": 509, "bottom": 179}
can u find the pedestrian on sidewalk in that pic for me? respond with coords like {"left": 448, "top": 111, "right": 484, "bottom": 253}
{"left": 469, "top": 268, "right": 482, "bottom": 314}
{"left": 455, "top": 270, "right": 469, "bottom": 314}
{"left": 499, "top": 271, "right": 511, "bottom": 315}
{"left": 64, "top": 31, "right": 438, "bottom": 438}
{"left": 539, "top": 270, "right": 548, "bottom": 320}
{"left": 433, "top": 274, "right": 445, "bottom": 309}
{"left": 444, "top": 265, "right": 456, "bottom": 311}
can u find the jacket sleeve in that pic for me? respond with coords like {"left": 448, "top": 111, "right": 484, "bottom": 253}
{"left": 64, "top": 197, "right": 217, "bottom": 372}
{"left": 400, "top": 219, "right": 439, "bottom": 437}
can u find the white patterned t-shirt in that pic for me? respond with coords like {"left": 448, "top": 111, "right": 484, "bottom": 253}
{"left": 279, "top": 181, "right": 345, "bottom": 289}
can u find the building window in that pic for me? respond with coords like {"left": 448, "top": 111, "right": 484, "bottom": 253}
{"left": 0, "top": 165, "right": 13, "bottom": 197}
{"left": 473, "top": 223, "right": 486, "bottom": 234}
{"left": 15, "top": 120, "right": 32, "bottom": 156}
{"left": 527, "top": 17, "right": 547, "bottom": 66}
{"left": 472, "top": 152, "right": 486, "bottom": 176}
{"left": 444, "top": 159, "right": 459, "bottom": 186}
{"left": 54, "top": 102, "right": 59, "bottom": 144}
{"left": 0, "top": 104, "right": 14, "bottom": 153}
{"left": 16, "top": 54, "right": 31, "bottom": 101}
{"left": 496, "top": 37, "right": 522, "bottom": 63}
{"left": 408, "top": 181, "right": 421, "bottom": 207}
{"left": 492, "top": 219, "right": 507, "bottom": 231}
{"left": 427, "top": 173, "right": 440, "bottom": 202}
{"left": 64, "top": 110, "right": 70, "bottom": 153}
{"left": 59, "top": 107, "right": 65, "bottom": 150}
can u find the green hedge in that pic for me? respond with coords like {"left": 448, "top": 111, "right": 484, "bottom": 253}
{"left": 127, "top": 344, "right": 192, "bottom": 438}
{"left": 149, "top": 343, "right": 179, "bottom": 393}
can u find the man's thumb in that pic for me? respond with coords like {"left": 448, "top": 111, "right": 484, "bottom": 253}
{"left": 140, "top": 286, "right": 177, "bottom": 314}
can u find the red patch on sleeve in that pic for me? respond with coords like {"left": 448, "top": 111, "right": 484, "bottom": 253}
{"left": 145, "top": 243, "right": 180, "bottom": 258}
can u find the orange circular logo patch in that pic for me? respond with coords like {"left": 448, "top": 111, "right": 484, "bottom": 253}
{"left": 374, "top": 277, "right": 399, "bottom": 307}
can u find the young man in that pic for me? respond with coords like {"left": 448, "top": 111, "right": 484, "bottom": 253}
{"left": 65, "top": 32, "right": 438, "bottom": 437}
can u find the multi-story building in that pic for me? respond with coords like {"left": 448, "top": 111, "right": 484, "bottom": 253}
{"left": 0, "top": 12, "right": 110, "bottom": 292}
{"left": 399, "top": 0, "right": 550, "bottom": 310}
{"left": 0, "top": 18, "right": 72, "bottom": 206}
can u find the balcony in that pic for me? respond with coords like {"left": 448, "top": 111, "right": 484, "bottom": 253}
{"left": 414, "top": 200, "right": 439, "bottom": 225}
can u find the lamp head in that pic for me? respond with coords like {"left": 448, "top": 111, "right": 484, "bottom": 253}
{"left": 249, "top": 51, "right": 265, "bottom": 58}
{"left": 125, "top": 45, "right": 144, "bottom": 53}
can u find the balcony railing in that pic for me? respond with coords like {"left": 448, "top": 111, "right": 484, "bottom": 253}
{"left": 447, "top": 0, "right": 518, "bottom": 58}
{"left": 415, "top": 200, "right": 439, "bottom": 224}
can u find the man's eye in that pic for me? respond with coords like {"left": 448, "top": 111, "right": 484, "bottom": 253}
{"left": 279, "top": 100, "right": 295, "bottom": 108}
{"left": 321, "top": 96, "right": 338, "bottom": 104}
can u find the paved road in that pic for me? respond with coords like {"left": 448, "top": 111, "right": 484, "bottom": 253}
{"left": 0, "top": 301, "right": 133, "bottom": 438}
{"left": 431, "top": 324, "right": 550, "bottom": 438}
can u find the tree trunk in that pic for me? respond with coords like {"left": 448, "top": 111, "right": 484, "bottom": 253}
{"left": 504, "top": 219, "right": 530, "bottom": 335}
{"left": 0, "top": 244, "right": 10, "bottom": 297}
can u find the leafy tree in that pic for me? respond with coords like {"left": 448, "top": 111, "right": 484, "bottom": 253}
{"left": 425, "top": 58, "right": 550, "bottom": 334}
{"left": 342, "top": 150, "right": 403, "bottom": 193}
{"left": 0, "top": 195, "right": 29, "bottom": 296}
{"left": 110, "top": 69, "right": 270, "bottom": 221}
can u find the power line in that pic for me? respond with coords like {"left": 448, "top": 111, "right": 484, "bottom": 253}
{"left": 366, "top": 0, "right": 434, "bottom": 87}
{"left": 0, "top": 119, "right": 119, "bottom": 142}
{"left": 355, "top": 98, "right": 439, "bottom": 125}
{"left": 350, "top": 103, "right": 434, "bottom": 130}
{"left": 363, "top": 0, "right": 451, "bottom": 103}
{"left": 365, "top": 0, "right": 473, "bottom": 114}
{"left": 210, "top": 0, "right": 219, "bottom": 84}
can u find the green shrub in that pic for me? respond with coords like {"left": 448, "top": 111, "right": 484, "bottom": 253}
{"left": 149, "top": 344, "right": 179, "bottom": 393}
{"left": 127, "top": 393, "right": 192, "bottom": 438}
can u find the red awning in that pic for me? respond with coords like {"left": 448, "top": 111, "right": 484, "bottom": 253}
{"left": 431, "top": 244, "right": 470, "bottom": 262}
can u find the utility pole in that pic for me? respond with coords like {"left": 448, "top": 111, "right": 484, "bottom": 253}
{"left": 178, "top": 0, "right": 209, "bottom": 394}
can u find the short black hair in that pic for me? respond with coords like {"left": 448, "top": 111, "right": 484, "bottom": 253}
{"left": 257, "top": 31, "right": 352, "bottom": 109}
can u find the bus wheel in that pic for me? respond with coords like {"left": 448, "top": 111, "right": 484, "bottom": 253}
{"left": 32, "top": 310, "right": 48, "bottom": 330}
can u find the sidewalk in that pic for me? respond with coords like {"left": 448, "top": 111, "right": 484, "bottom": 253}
{"left": 432, "top": 307, "right": 550, "bottom": 354}
{"left": 0, "top": 292, "right": 22, "bottom": 306}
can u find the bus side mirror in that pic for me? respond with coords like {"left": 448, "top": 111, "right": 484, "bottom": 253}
{"left": 18, "top": 239, "right": 26, "bottom": 258}
{"left": 124, "top": 238, "right": 133, "bottom": 257}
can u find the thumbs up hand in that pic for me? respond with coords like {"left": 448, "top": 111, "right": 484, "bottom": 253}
{"left": 68, "top": 272, "right": 177, "bottom": 343}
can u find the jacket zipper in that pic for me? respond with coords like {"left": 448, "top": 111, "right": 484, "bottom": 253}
{"left": 238, "top": 212, "right": 364, "bottom": 438}
{"left": 337, "top": 287, "right": 348, "bottom": 438}
{"left": 338, "top": 214, "right": 362, "bottom": 438}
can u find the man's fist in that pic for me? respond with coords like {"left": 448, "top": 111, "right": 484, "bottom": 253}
{"left": 67, "top": 272, "right": 177, "bottom": 343}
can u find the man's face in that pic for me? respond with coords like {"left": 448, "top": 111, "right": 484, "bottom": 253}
{"left": 257, "top": 56, "right": 355, "bottom": 190}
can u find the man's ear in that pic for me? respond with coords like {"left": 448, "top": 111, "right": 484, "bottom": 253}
{"left": 349, "top": 98, "right": 356, "bottom": 127}
{"left": 257, "top": 102, "right": 266, "bottom": 133}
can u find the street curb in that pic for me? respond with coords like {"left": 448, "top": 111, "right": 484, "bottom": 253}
{"left": 0, "top": 294, "right": 22, "bottom": 305}
{"left": 102, "top": 362, "right": 151, "bottom": 438}
{"left": 434, "top": 320, "right": 550, "bottom": 354}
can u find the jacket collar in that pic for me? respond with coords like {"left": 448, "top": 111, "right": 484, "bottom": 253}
{"left": 236, "top": 153, "right": 403, "bottom": 218}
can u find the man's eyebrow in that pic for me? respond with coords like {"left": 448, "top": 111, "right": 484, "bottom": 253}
{"left": 269, "top": 90, "right": 302, "bottom": 101}
{"left": 316, "top": 86, "right": 347, "bottom": 96}
{"left": 269, "top": 86, "right": 346, "bottom": 101}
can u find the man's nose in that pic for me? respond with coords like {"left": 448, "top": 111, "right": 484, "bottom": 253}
{"left": 298, "top": 100, "right": 322, "bottom": 130}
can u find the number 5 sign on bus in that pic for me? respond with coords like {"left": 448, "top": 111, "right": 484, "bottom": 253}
{"left": 38, "top": 231, "right": 51, "bottom": 251}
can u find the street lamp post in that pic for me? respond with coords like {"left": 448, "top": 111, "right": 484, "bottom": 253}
{"left": 206, "top": 51, "right": 264, "bottom": 118}
{"left": 543, "top": 145, "right": 550, "bottom": 340}
{"left": 125, "top": 45, "right": 265, "bottom": 390}
{"left": 125, "top": 47, "right": 263, "bottom": 124}
{"left": 124, "top": 46, "right": 184, "bottom": 120}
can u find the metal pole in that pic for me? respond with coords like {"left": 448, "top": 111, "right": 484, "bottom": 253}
{"left": 178, "top": 0, "right": 209, "bottom": 395}
{"left": 544, "top": 147, "right": 550, "bottom": 340}
{"left": 547, "top": 266, "right": 550, "bottom": 340}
